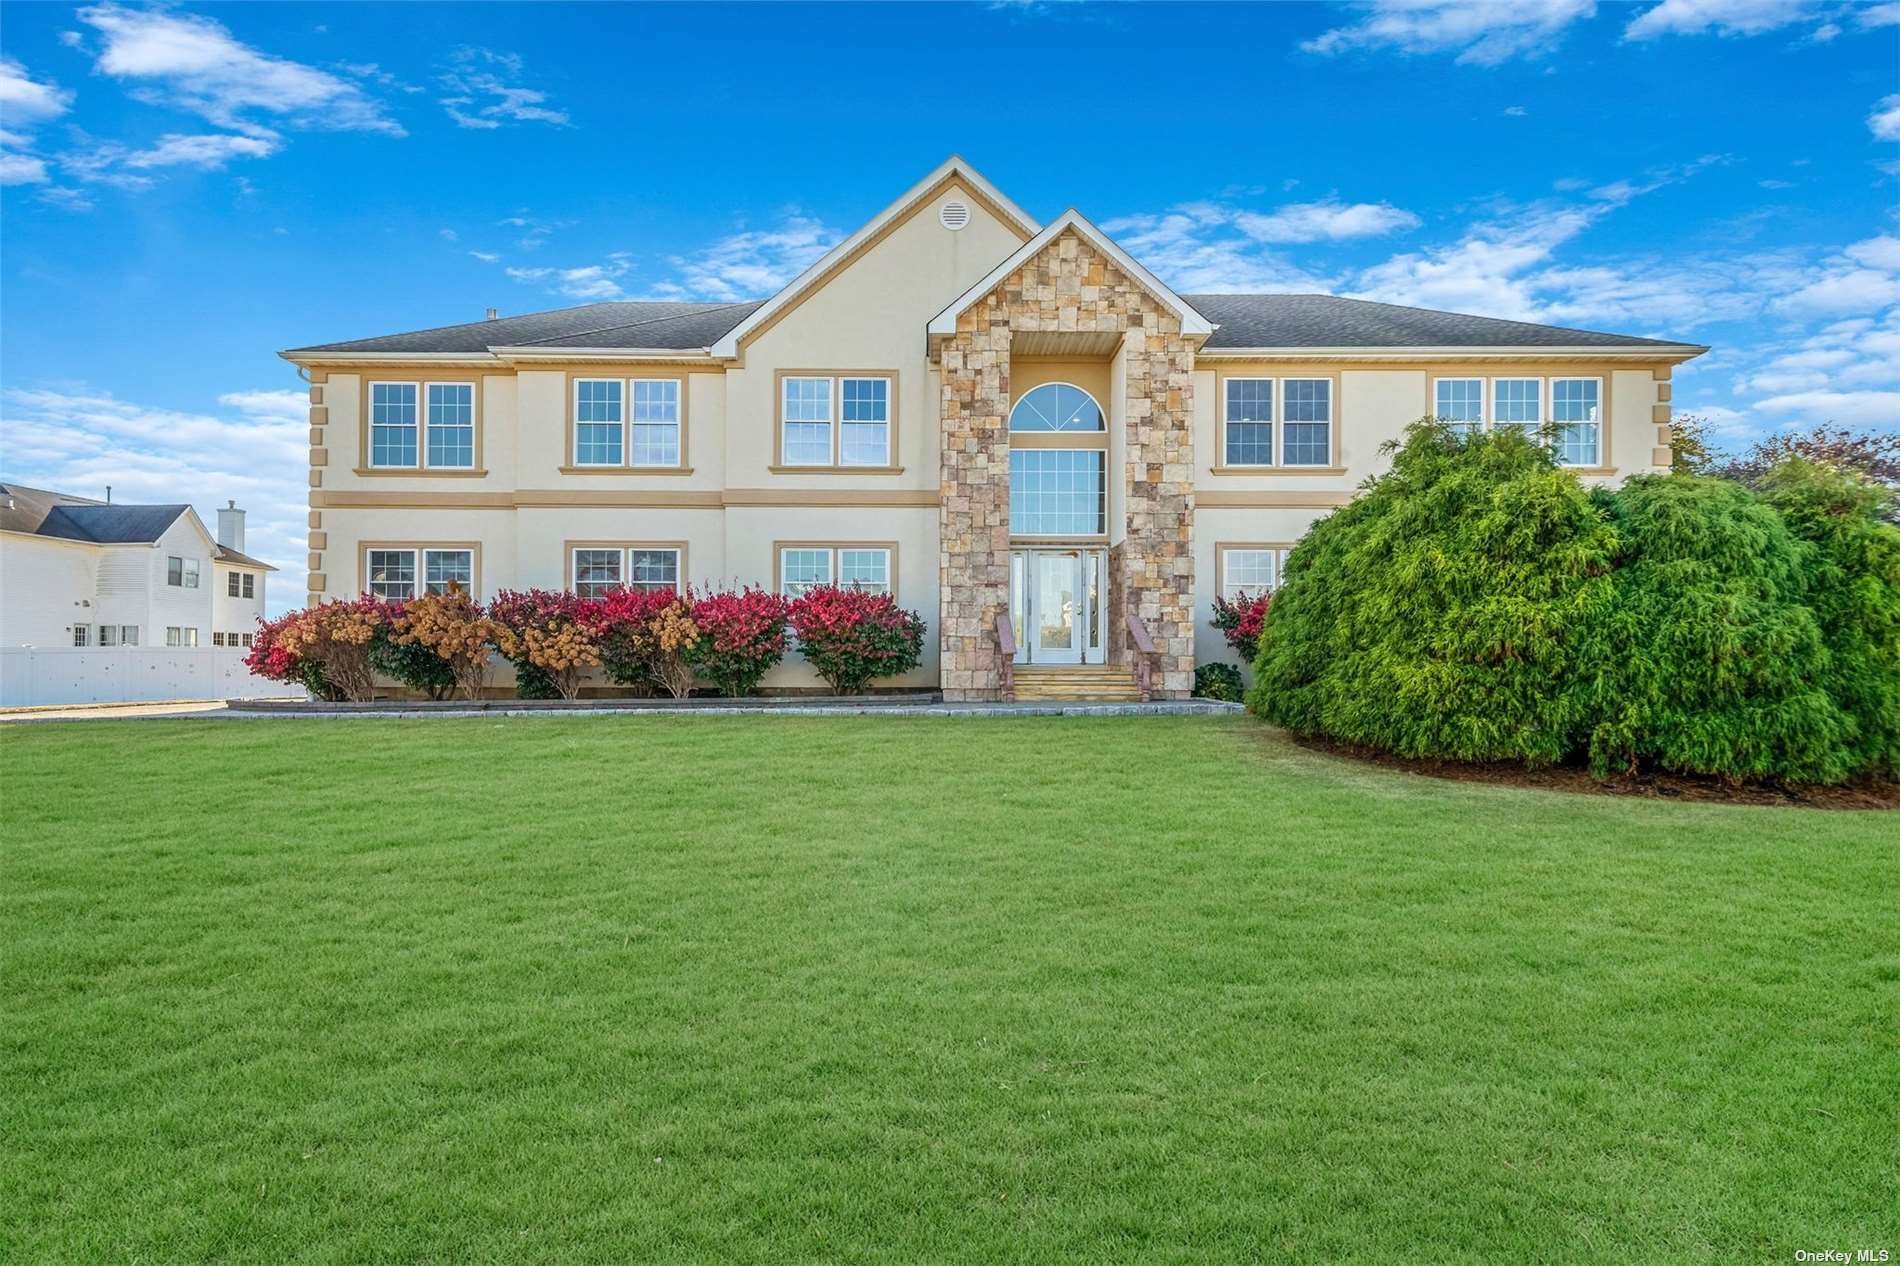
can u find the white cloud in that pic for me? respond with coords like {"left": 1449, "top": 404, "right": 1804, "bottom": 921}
{"left": 1750, "top": 389, "right": 1900, "bottom": 426}
{"left": 651, "top": 215, "right": 843, "bottom": 302}
{"left": 1233, "top": 198, "right": 1422, "bottom": 243}
{"left": 1503, "top": 105, "right": 1528, "bottom": 116}
{"left": 505, "top": 257, "right": 632, "bottom": 300}
{"left": 77, "top": 3, "right": 401, "bottom": 137}
{"left": 1302, "top": 0, "right": 1596, "bottom": 65}
{"left": 0, "top": 56, "right": 73, "bottom": 187}
{"left": 437, "top": 47, "right": 567, "bottom": 130}
{"left": 468, "top": 249, "right": 500, "bottom": 263}
{"left": 1870, "top": 94, "right": 1900, "bottom": 142}
{"left": 1625, "top": 0, "right": 1824, "bottom": 40}
{"left": 0, "top": 385, "right": 310, "bottom": 613}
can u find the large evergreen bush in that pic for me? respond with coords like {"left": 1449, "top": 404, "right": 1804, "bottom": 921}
{"left": 1247, "top": 422, "right": 1900, "bottom": 786}
{"left": 1587, "top": 475, "right": 1849, "bottom": 783}
{"left": 1251, "top": 424, "right": 1617, "bottom": 765}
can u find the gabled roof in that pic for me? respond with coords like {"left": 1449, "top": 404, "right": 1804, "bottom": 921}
{"left": 0, "top": 484, "right": 191, "bottom": 542}
{"left": 284, "top": 300, "right": 762, "bottom": 356}
{"left": 709, "top": 155, "right": 1040, "bottom": 358}
{"left": 926, "top": 209, "right": 1216, "bottom": 340}
{"left": 0, "top": 483, "right": 274, "bottom": 567}
{"left": 1188, "top": 293, "right": 1706, "bottom": 353}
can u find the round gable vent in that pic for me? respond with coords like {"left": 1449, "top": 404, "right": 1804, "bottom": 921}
{"left": 939, "top": 199, "right": 971, "bottom": 231}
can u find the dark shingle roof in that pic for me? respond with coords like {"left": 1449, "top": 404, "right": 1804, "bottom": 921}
{"left": 1185, "top": 293, "right": 1701, "bottom": 350}
{"left": 285, "top": 301, "right": 764, "bottom": 355}
{"left": 39, "top": 503, "right": 191, "bottom": 543}
{"left": 0, "top": 483, "right": 92, "bottom": 536}
{"left": 214, "top": 543, "right": 276, "bottom": 570}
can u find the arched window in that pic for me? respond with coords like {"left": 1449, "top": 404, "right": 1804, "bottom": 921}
{"left": 1008, "top": 383, "right": 1104, "bottom": 432}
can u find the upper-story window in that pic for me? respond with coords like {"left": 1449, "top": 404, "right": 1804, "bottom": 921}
{"left": 1009, "top": 383, "right": 1103, "bottom": 432}
{"left": 779, "top": 374, "right": 894, "bottom": 467}
{"left": 167, "top": 556, "right": 200, "bottom": 588}
{"left": 1434, "top": 377, "right": 1600, "bottom": 468}
{"left": 573, "top": 378, "right": 682, "bottom": 468}
{"left": 1493, "top": 378, "right": 1543, "bottom": 439}
{"left": 1433, "top": 378, "right": 1485, "bottom": 437}
{"left": 226, "top": 571, "right": 255, "bottom": 598}
{"left": 1218, "top": 377, "right": 1332, "bottom": 467}
{"left": 369, "top": 381, "right": 477, "bottom": 469}
{"left": 1223, "top": 379, "right": 1273, "bottom": 465}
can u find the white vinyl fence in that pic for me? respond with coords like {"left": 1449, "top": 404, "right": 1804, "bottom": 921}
{"left": 0, "top": 646, "right": 307, "bottom": 708}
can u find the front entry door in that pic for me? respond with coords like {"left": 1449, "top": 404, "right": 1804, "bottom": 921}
{"left": 1011, "top": 549, "right": 1105, "bottom": 665}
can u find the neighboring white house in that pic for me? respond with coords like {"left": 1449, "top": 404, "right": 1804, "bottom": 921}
{"left": 0, "top": 484, "right": 294, "bottom": 706}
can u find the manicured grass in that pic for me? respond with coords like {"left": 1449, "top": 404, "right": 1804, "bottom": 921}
{"left": 3, "top": 716, "right": 1894, "bottom": 1262}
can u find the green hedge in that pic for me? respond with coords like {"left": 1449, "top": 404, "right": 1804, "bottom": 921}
{"left": 1249, "top": 424, "right": 1900, "bottom": 785}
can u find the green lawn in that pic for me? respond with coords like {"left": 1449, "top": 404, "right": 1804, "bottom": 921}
{"left": 3, "top": 716, "right": 1894, "bottom": 1263}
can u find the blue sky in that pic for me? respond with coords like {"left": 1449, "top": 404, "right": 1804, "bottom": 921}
{"left": 1, "top": 0, "right": 1896, "bottom": 610}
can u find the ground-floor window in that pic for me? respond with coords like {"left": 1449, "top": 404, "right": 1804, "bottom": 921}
{"left": 1217, "top": 545, "right": 1291, "bottom": 601}
{"left": 212, "top": 631, "right": 254, "bottom": 648}
{"left": 567, "top": 544, "right": 682, "bottom": 597}
{"left": 776, "top": 544, "right": 894, "bottom": 598}
{"left": 366, "top": 546, "right": 477, "bottom": 600}
{"left": 165, "top": 627, "right": 199, "bottom": 648}
{"left": 98, "top": 625, "right": 138, "bottom": 646}
{"left": 72, "top": 625, "right": 90, "bottom": 647}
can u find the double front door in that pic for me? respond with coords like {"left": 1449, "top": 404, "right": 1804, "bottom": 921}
{"left": 1010, "top": 548, "right": 1107, "bottom": 665}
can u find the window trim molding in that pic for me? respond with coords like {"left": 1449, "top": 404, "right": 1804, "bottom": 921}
{"left": 358, "top": 540, "right": 484, "bottom": 600}
{"left": 1214, "top": 541, "right": 1297, "bottom": 603}
{"left": 561, "top": 540, "right": 688, "bottom": 596}
{"left": 562, "top": 371, "right": 693, "bottom": 475}
{"left": 771, "top": 369, "right": 902, "bottom": 473}
{"left": 1211, "top": 371, "right": 1343, "bottom": 474}
{"left": 357, "top": 375, "right": 487, "bottom": 476}
{"left": 1429, "top": 375, "right": 1488, "bottom": 432}
{"left": 772, "top": 540, "right": 899, "bottom": 600}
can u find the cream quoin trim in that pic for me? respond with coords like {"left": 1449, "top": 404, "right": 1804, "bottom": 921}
{"left": 710, "top": 156, "right": 1041, "bottom": 359}
{"left": 927, "top": 210, "right": 1216, "bottom": 339}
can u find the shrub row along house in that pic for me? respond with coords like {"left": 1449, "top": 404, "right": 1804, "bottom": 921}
{"left": 282, "top": 158, "right": 1706, "bottom": 700}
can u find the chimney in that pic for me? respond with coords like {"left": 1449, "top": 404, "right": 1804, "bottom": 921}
{"left": 105, "top": 485, "right": 111, "bottom": 504}
{"left": 485, "top": 307, "right": 499, "bottom": 321}
{"left": 218, "top": 499, "right": 246, "bottom": 553}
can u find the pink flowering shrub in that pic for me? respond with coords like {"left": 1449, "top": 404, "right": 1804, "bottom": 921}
{"left": 1211, "top": 590, "right": 1272, "bottom": 663}
{"left": 788, "top": 585, "right": 925, "bottom": 695}
{"left": 686, "top": 587, "right": 789, "bottom": 696}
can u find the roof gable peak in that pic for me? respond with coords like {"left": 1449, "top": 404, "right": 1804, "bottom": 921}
{"left": 926, "top": 209, "right": 1215, "bottom": 339}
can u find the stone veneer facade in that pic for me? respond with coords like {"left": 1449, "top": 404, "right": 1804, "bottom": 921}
{"left": 938, "top": 229, "right": 1197, "bottom": 701}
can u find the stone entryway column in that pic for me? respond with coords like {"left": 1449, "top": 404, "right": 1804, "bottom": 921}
{"left": 1119, "top": 324, "right": 1196, "bottom": 698}
{"left": 938, "top": 326, "right": 1012, "bottom": 699}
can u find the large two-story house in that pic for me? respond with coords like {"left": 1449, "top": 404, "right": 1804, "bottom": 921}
{"left": 283, "top": 158, "right": 1705, "bottom": 700}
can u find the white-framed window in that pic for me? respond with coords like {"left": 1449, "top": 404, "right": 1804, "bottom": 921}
{"left": 574, "top": 378, "right": 624, "bottom": 466}
{"left": 426, "top": 382, "right": 476, "bottom": 468}
{"left": 572, "top": 549, "right": 621, "bottom": 597}
{"left": 1433, "top": 377, "right": 1485, "bottom": 436}
{"left": 630, "top": 379, "right": 681, "bottom": 467}
{"left": 212, "top": 632, "right": 227, "bottom": 647}
{"left": 1550, "top": 377, "right": 1602, "bottom": 467}
{"left": 72, "top": 624, "right": 90, "bottom": 647}
{"left": 781, "top": 376, "right": 834, "bottom": 465}
{"left": 1492, "top": 378, "right": 1543, "bottom": 438}
{"left": 838, "top": 548, "right": 892, "bottom": 594}
{"left": 100, "top": 625, "right": 119, "bottom": 647}
{"left": 100, "top": 625, "right": 138, "bottom": 646}
{"left": 1008, "top": 383, "right": 1105, "bottom": 432}
{"left": 166, "top": 555, "right": 198, "bottom": 588}
{"left": 1223, "top": 378, "right": 1274, "bottom": 466}
{"left": 1281, "top": 379, "right": 1332, "bottom": 466}
{"left": 840, "top": 377, "right": 891, "bottom": 466}
{"left": 225, "top": 570, "right": 256, "bottom": 599}
{"left": 1009, "top": 449, "right": 1106, "bottom": 536}
{"left": 242, "top": 632, "right": 254, "bottom": 647}
{"left": 227, "top": 570, "right": 241, "bottom": 597}
{"left": 626, "top": 548, "right": 680, "bottom": 593}
{"left": 779, "top": 548, "right": 831, "bottom": 598}
{"left": 165, "top": 627, "right": 198, "bottom": 648}
{"left": 1219, "top": 547, "right": 1286, "bottom": 601}
{"left": 424, "top": 548, "right": 474, "bottom": 595}
{"left": 369, "top": 381, "right": 420, "bottom": 467}
{"left": 366, "top": 549, "right": 417, "bottom": 601}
